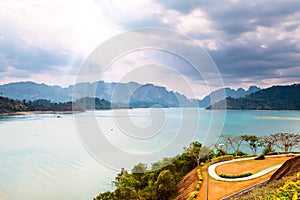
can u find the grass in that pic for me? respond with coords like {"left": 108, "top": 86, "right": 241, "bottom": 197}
{"left": 216, "top": 156, "right": 290, "bottom": 175}
{"left": 231, "top": 179, "right": 286, "bottom": 200}
{"left": 195, "top": 156, "right": 292, "bottom": 200}
{"left": 231, "top": 175, "right": 300, "bottom": 200}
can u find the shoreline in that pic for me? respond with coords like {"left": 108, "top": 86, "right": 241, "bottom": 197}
{"left": 0, "top": 110, "right": 83, "bottom": 116}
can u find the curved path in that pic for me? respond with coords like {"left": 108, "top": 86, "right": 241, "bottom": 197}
{"left": 208, "top": 155, "right": 289, "bottom": 182}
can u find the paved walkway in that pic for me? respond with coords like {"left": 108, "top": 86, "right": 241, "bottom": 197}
{"left": 208, "top": 155, "right": 286, "bottom": 182}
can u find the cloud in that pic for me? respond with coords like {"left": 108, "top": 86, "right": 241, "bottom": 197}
{"left": 0, "top": 0, "right": 300, "bottom": 98}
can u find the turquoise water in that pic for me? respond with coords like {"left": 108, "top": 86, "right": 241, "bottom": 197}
{"left": 0, "top": 109, "right": 299, "bottom": 200}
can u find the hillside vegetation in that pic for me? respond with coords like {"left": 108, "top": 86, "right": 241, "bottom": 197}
{"left": 208, "top": 84, "right": 300, "bottom": 110}
{"left": 0, "top": 96, "right": 27, "bottom": 113}
{"left": 0, "top": 96, "right": 111, "bottom": 113}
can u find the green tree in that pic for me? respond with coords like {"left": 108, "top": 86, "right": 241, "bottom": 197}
{"left": 154, "top": 170, "right": 176, "bottom": 200}
{"left": 151, "top": 157, "right": 174, "bottom": 171}
{"left": 114, "top": 187, "right": 139, "bottom": 200}
{"left": 185, "top": 141, "right": 203, "bottom": 166}
{"left": 242, "top": 135, "right": 263, "bottom": 155}
{"left": 261, "top": 135, "right": 276, "bottom": 154}
{"left": 132, "top": 162, "right": 147, "bottom": 174}
{"left": 94, "top": 191, "right": 115, "bottom": 200}
{"left": 224, "top": 135, "right": 245, "bottom": 157}
{"left": 113, "top": 168, "right": 128, "bottom": 187}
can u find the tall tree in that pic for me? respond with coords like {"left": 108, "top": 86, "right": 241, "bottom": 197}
{"left": 113, "top": 168, "right": 128, "bottom": 187}
{"left": 224, "top": 135, "right": 245, "bottom": 156}
{"left": 154, "top": 170, "right": 176, "bottom": 200}
{"left": 242, "top": 135, "right": 263, "bottom": 155}
{"left": 184, "top": 141, "right": 202, "bottom": 166}
{"left": 270, "top": 133, "right": 300, "bottom": 152}
{"left": 132, "top": 163, "right": 147, "bottom": 174}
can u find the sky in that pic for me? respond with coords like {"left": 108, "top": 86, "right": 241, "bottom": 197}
{"left": 0, "top": 0, "right": 300, "bottom": 98}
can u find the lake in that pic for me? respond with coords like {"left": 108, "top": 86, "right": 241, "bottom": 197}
{"left": 0, "top": 108, "right": 299, "bottom": 200}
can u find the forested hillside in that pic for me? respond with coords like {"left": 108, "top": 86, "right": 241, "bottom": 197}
{"left": 208, "top": 84, "right": 300, "bottom": 110}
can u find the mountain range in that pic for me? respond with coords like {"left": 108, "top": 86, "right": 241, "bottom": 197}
{"left": 198, "top": 86, "right": 260, "bottom": 107}
{"left": 0, "top": 81, "right": 260, "bottom": 108}
{"left": 208, "top": 84, "right": 300, "bottom": 110}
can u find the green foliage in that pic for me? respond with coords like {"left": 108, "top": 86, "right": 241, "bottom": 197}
{"left": 93, "top": 191, "right": 115, "bottom": 200}
{"left": 211, "top": 155, "right": 233, "bottom": 163}
{"left": 195, "top": 168, "right": 203, "bottom": 191}
{"left": 232, "top": 178, "right": 287, "bottom": 200}
{"left": 132, "top": 163, "right": 147, "bottom": 174}
{"left": 219, "top": 172, "right": 252, "bottom": 179}
{"left": 154, "top": 170, "right": 177, "bottom": 200}
{"left": 254, "top": 155, "right": 265, "bottom": 160}
{"left": 0, "top": 96, "right": 27, "bottom": 113}
{"left": 187, "top": 191, "right": 198, "bottom": 200}
{"left": 74, "top": 97, "right": 111, "bottom": 110}
{"left": 215, "top": 148, "right": 227, "bottom": 157}
{"left": 25, "top": 99, "right": 80, "bottom": 111}
{"left": 151, "top": 157, "right": 174, "bottom": 171}
{"left": 242, "top": 135, "right": 263, "bottom": 155}
{"left": 265, "top": 178, "right": 300, "bottom": 199}
{"left": 208, "top": 84, "right": 300, "bottom": 110}
{"left": 114, "top": 187, "right": 139, "bottom": 200}
{"left": 94, "top": 141, "right": 206, "bottom": 200}
{"left": 185, "top": 142, "right": 213, "bottom": 166}
{"left": 0, "top": 96, "right": 112, "bottom": 114}
{"left": 270, "top": 133, "right": 300, "bottom": 152}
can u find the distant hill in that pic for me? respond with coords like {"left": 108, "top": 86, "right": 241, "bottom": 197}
{"left": 0, "top": 82, "right": 72, "bottom": 102}
{"left": 0, "top": 96, "right": 112, "bottom": 114}
{"left": 207, "top": 84, "right": 300, "bottom": 110}
{"left": 0, "top": 96, "right": 27, "bottom": 113}
{"left": 0, "top": 81, "right": 261, "bottom": 108}
{"left": 198, "top": 86, "right": 260, "bottom": 107}
{"left": 74, "top": 97, "right": 111, "bottom": 110}
{"left": 0, "top": 81, "right": 196, "bottom": 108}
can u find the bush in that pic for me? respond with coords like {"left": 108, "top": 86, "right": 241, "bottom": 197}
{"left": 254, "top": 155, "right": 265, "bottom": 160}
{"left": 265, "top": 178, "right": 300, "bottom": 199}
{"left": 188, "top": 191, "right": 198, "bottom": 200}
{"left": 194, "top": 168, "right": 203, "bottom": 191}
{"left": 232, "top": 150, "right": 247, "bottom": 157}
{"left": 211, "top": 155, "right": 233, "bottom": 163}
{"left": 219, "top": 173, "right": 252, "bottom": 179}
{"left": 266, "top": 151, "right": 279, "bottom": 155}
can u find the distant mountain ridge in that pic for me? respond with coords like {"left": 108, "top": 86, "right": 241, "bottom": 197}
{"left": 198, "top": 86, "right": 260, "bottom": 107}
{"left": 0, "top": 81, "right": 260, "bottom": 108}
{"left": 208, "top": 84, "right": 300, "bottom": 110}
{"left": 0, "top": 81, "right": 197, "bottom": 108}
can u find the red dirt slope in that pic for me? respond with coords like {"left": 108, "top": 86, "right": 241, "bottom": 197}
{"left": 269, "top": 155, "right": 300, "bottom": 183}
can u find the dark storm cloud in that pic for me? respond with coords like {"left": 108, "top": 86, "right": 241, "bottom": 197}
{"left": 155, "top": 0, "right": 300, "bottom": 86}
{"left": 205, "top": 1, "right": 300, "bottom": 35}
{"left": 1, "top": 0, "right": 300, "bottom": 90}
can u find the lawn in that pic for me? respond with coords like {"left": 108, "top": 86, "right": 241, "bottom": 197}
{"left": 196, "top": 156, "right": 292, "bottom": 200}
{"left": 216, "top": 156, "right": 290, "bottom": 175}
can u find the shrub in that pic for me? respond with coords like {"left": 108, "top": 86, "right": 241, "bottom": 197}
{"left": 232, "top": 150, "right": 247, "bottom": 157}
{"left": 211, "top": 155, "right": 233, "bottom": 163}
{"left": 235, "top": 154, "right": 256, "bottom": 159}
{"left": 265, "top": 179, "right": 300, "bottom": 199}
{"left": 188, "top": 191, "right": 198, "bottom": 200}
{"left": 254, "top": 155, "right": 265, "bottom": 160}
{"left": 196, "top": 169, "right": 203, "bottom": 181}
{"left": 219, "top": 173, "right": 252, "bottom": 179}
{"left": 194, "top": 168, "right": 204, "bottom": 191}
{"left": 266, "top": 151, "right": 279, "bottom": 155}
